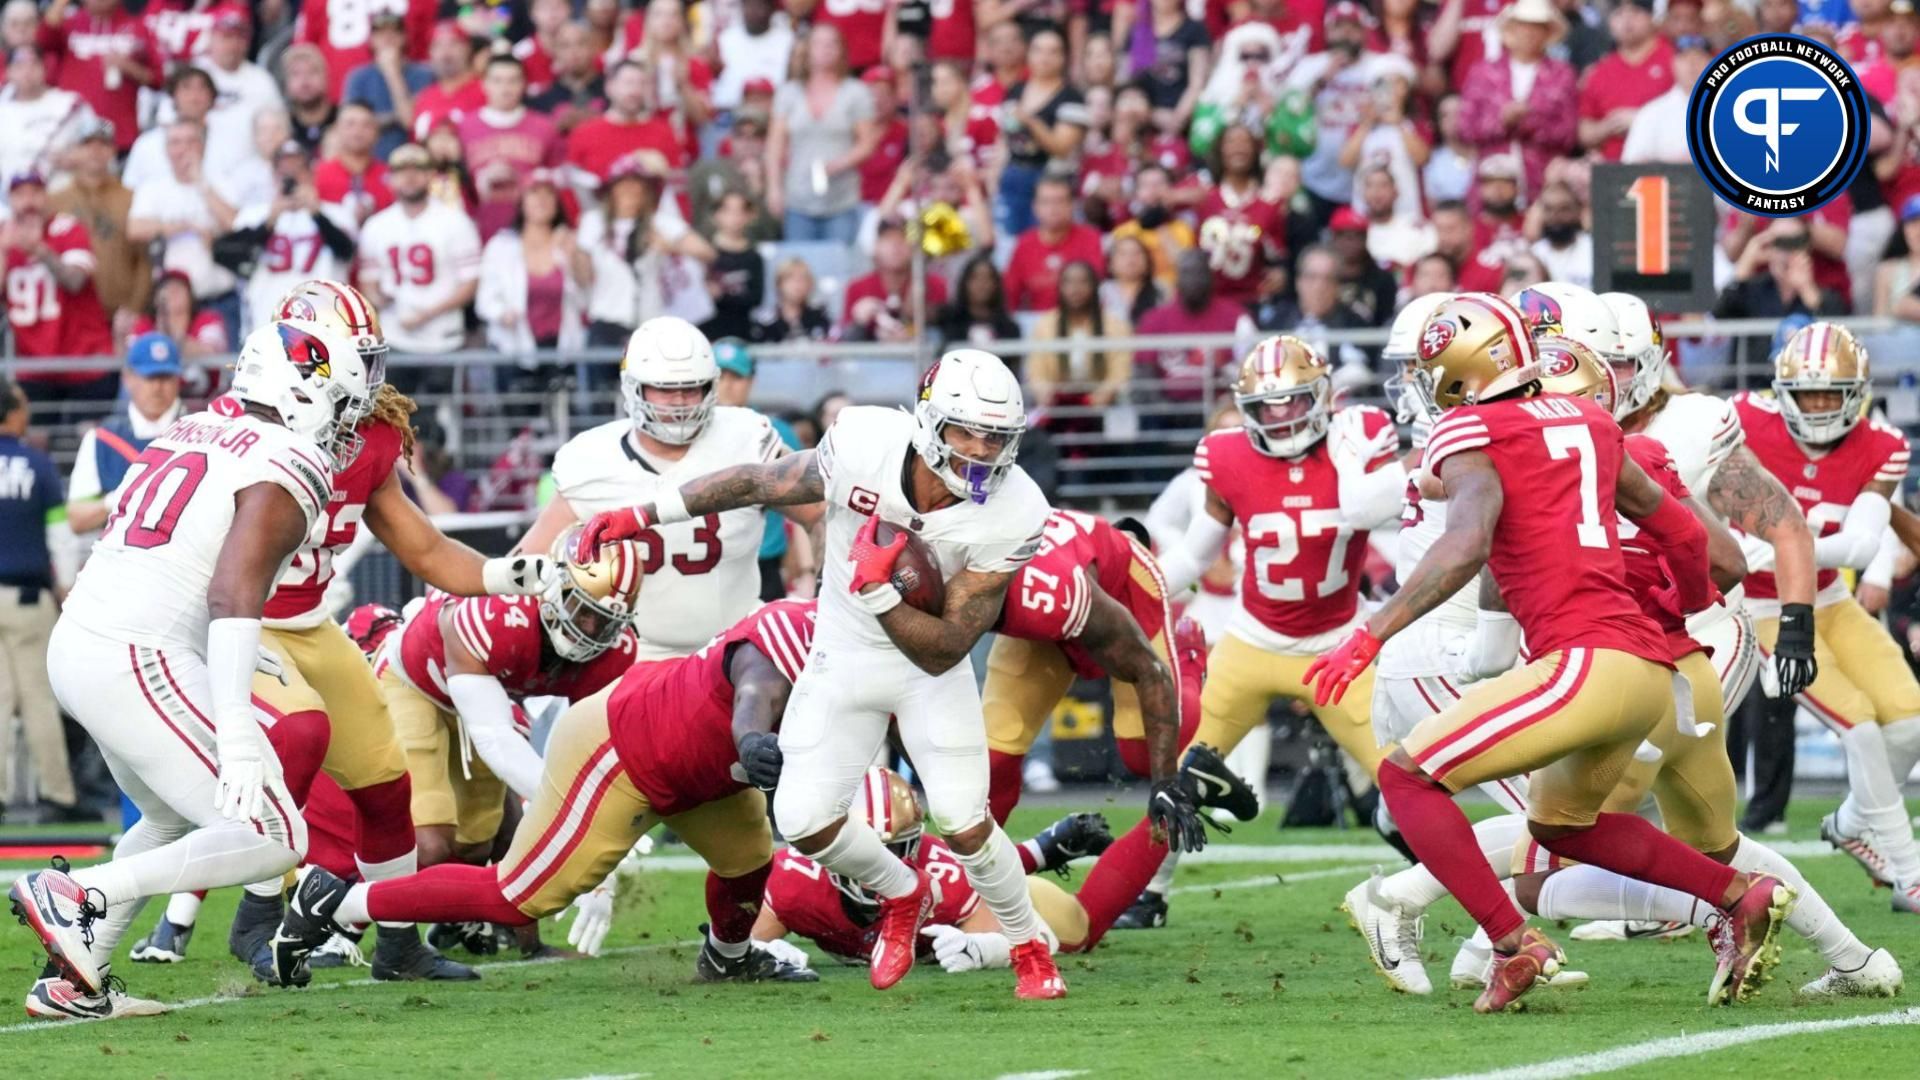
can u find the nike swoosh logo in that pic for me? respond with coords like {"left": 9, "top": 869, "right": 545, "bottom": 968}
{"left": 1189, "top": 768, "right": 1234, "bottom": 797}
{"left": 1368, "top": 923, "right": 1399, "bottom": 969}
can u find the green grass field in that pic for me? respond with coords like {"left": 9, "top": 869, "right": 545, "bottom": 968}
{"left": 5, "top": 794, "right": 1920, "bottom": 1079}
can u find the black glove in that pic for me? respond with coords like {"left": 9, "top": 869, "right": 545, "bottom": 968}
{"left": 737, "top": 731, "right": 784, "bottom": 790}
{"left": 1148, "top": 778, "right": 1210, "bottom": 854}
{"left": 1772, "top": 602, "right": 1817, "bottom": 699}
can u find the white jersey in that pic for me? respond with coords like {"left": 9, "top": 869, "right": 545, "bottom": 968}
{"left": 1375, "top": 490, "right": 1478, "bottom": 679}
{"left": 61, "top": 411, "right": 332, "bottom": 651}
{"left": 355, "top": 200, "right": 482, "bottom": 353}
{"left": 553, "top": 409, "right": 785, "bottom": 660}
{"left": 0, "top": 88, "right": 93, "bottom": 188}
{"left": 233, "top": 202, "right": 358, "bottom": 333}
{"left": 815, "top": 406, "right": 1050, "bottom": 652}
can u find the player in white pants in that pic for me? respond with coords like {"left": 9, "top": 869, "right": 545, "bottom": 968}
{"left": 573, "top": 350, "right": 1209, "bottom": 1001}
{"left": 9, "top": 321, "right": 373, "bottom": 1019}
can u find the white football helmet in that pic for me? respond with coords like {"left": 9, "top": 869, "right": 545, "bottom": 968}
{"left": 1510, "top": 282, "right": 1626, "bottom": 363}
{"left": 1597, "top": 292, "right": 1666, "bottom": 418}
{"left": 230, "top": 319, "right": 371, "bottom": 467}
{"left": 913, "top": 349, "right": 1026, "bottom": 504}
{"left": 1383, "top": 292, "right": 1454, "bottom": 423}
{"left": 621, "top": 316, "right": 718, "bottom": 444}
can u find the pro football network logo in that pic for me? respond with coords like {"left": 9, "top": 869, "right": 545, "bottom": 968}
{"left": 1687, "top": 33, "right": 1868, "bottom": 216}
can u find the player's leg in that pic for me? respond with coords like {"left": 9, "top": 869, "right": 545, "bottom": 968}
{"left": 666, "top": 787, "right": 814, "bottom": 982}
{"left": 1027, "top": 877, "right": 1090, "bottom": 952}
{"left": 981, "top": 635, "right": 1074, "bottom": 823}
{"left": 1820, "top": 598, "right": 1920, "bottom": 898}
{"left": 445, "top": 729, "right": 508, "bottom": 866}
{"left": 1069, "top": 816, "right": 1171, "bottom": 951}
{"left": 294, "top": 623, "right": 416, "bottom": 881}
{"left": 772, "top": 656, "right": 907, "bottom": 893}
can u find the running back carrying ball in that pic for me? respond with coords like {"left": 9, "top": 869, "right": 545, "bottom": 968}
{"left": 877, "top": 521, "right": 945, "bottom": 616}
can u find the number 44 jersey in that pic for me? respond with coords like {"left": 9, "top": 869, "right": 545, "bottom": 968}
{"left": 552, "top": 409, "right": 787, "bottom": 660}
{"left": 63, "top": 409, "right": 335, "bottom": 650}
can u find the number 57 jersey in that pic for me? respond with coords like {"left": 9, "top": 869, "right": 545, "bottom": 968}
{"left": 63, "top": 410, "right": 334, "bottom": 650}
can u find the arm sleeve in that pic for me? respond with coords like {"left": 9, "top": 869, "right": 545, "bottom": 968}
{"left": 1815, "top": 490, "right": 1893, "bottom": 570}
{"left": 1863, "top": 527, "right": 1903, "bottom": 590}
{"left": 314, "top": 208, "right": 358, "bottom": 262}
{"left": 447, "top": 673, "right": 544, "bottom": 801}
{"left": 1158, "top": 510, "right": 1231, "bottom": 596}
{"left": 66, "top": 431, "right": 102, "bottom": 505}
{"left": 1627, "top": 492, "right": 1715, "bottom": 614}
{"left": 1337, "top": 459, "right": 1409, "bottom": 531}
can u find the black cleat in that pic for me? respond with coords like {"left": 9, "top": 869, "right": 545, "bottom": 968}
{"left": 265, "top": 867, "right": 352, "bottom": 988}
{"left": 428, "top": 920, "right": 502, "bottom": 957}
{"left": 227, "top": 890, "right": 284, "bottom": 966}
{"left": 692, "top": 925, "right": 818, "bottom": 983}
{"left": 305, "top": 928, "right": 366, "bottom": 969}
{"left": 130, "top": 917, "right": 194, "bottom": 964}
{"left": 372, "top": 924, "right": 480, "bottom": 981}
{"left": 1033, "top": 813, "right": 1114, "bottom": 875}
{"left": 1111, "top": 889, "right": 1168, "bottom": 930}
{"left": 1181, "top": 744, "right": 1260, "bottom": 822}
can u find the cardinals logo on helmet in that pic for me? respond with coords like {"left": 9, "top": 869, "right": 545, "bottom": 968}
{"left": 1419, "top": 318, "right": 1457, "bottom": 361}
{"left": 918, "top": 362, "right": 940, "bottom": 402}
{"left": 277, "top": 323, "right": 333, "bottom": 378}
{"left": 1514, "top": 288, "right": 1564, "bottom": 337}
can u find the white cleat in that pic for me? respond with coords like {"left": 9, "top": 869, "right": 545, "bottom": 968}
{"left": 1569, "top": 919, "right": 1697, "bottom": 942}
{"left": 1341, "top": 872, "right": 1431, "bottom": 995}
{"left": 1822, "top": 813, "right": 1895, "bottom": 888}
{"left": 1450, "top": 935, "right": 1589, "bottom": 991}
{"left": 1892, "top": 883, "right": 1920, "bottom": 915}
{"left": 25, "top": 966, "right": 169, "bottom": 1022}
{"left": 1801, "top": 948, "right": 1904, "bottom": 998}
{"left": 8, "top": 863, "right": 103, "bottom": 995}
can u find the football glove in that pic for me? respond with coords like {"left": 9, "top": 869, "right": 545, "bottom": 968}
{"left": 1327, "top": 407, "right": 1399, "bottom": 474}
{"left": 737, "top": 730, "right": 784, "bottom": 790}
{"left": 482, "top": 553, "right": 558, "bottom": 596}
{"left": 559, "top": 874, "right": 616, "bottom": 957}
{"left": 575, "top": 507, "right": 656, "bottom": 561}
{"left": 757, "top": 936, "right": 813, "bottom": 973}
{"left": 1772, "top": 602, "right": 1817, "bottom": 699}
{"left": 213, "top": 716, "right": 275, "bottom": 823}
{"left": 847, "top": 515, "right": 908, "bottom": 596}
{"left": 255, "top": 644, "right": 288, "bottom": 685}
{"left": 922, "top": 924, "right": 1011, "bottom": 973}
{"left": 1148, "top": 777, "right": 1209, "bottom": 853}
{"left": 1304, "top": 626, "right": 1383, "bottom": 706}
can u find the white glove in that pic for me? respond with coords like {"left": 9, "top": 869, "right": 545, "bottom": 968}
{"left": 213, "top": 710, "right": 273, "bottom": 823}
{"left": 482, "top": 554, "right": 558, "bottom": 596}
{"left": 757, "top": 936, "right": 813, "bottom": 973}
{"left": 255, "top": 645, "right": 288, "bottom": 685}
{"left": 560, "top": 873, "right": 616, "bottom": 956}
{"left": 921, "top": 924, "right": 1011, "bottom": 973}
{"left": 1327, "top": 408, "right": 1398, "bottom": 474}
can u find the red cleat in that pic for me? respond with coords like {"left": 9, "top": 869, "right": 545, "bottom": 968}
{"left": 868, "top": 869, "right": 932, "bottom": 990}
{"left": 1010, "top": 938, "right": 1067, "bottom": 1000}
{"left": 1709, "top": 873, "right": 1797, "bottom": 1005}
{"left": 1473, "top": 928, "right": 1560, "bottom": 1014}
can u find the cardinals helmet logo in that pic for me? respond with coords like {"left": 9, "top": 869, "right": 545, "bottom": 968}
{"left": 1513, "top": 288, "right": 1564, "bottom": 337}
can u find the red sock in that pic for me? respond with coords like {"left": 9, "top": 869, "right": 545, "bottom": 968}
{"left": 301, "top": 774, "right": 361, "bottom": 880}
{"left": 1015, "top": 840, "right": 1040, "bottom": 875}
{"left": 344, "top": 774, "right": 416, "bottom": 865}
{"left": 1378, "top": 759, "right": 1526, "bottom": 942}
{"left": 260, "top": 706, "right": 329, "bottom": 806}
{"left": 706, "top": 864, "right": 772, "bottom": 944}
{"left": 1536, "top": 813, "right": 1737, "bottom": 905}
{"left": 1072, "top": 818, "right": 1169, "bottom": 951}
{"left": 987, "top": 750, "right": 1025, "bottom": 825}
{"left": 366, "top": 863, "right": 531, "bottom": 926}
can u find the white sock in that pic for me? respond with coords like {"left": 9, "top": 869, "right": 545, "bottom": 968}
{"left": 1882, "top": 716, "right": 1920, "bottom": 787}
{"left": 708, "top": 927, "right": 748, "bottom": 959}
{"left": 1379, "top": 813, "right": 1527, "bottom": 913}
{"left": 164, "top": 891, "right": 202, "bottom": 928}
{"left": 1836, "top": 723, "right": 1920, "bottom": 881}
{"left": 1148, "top": 849, "right": 1180, "bottom": 895}
{"left": 812, "top": 819, "right": 918, "bottom": 899}
{"left": 1533, "top": 864, "right": 1714, "bottom": 926}
{"left": 74, "top": 821, "right": 299, "bottom": 912}
{"left": 950, "top": 823, "right": 1043, "bottom": 943}
{"left": 83, "top": 816, "right": 186, "bottom": 963}
{"left": 333, "top": 883, "right": 374, "bottom": 928}
{"left": 358, "top": 850, "right": 421, "bottom": 928}
{"left": 1730, "top": 834, "right": 1872, "bottom": 970}
{"left": 1019, "top": 838, "right": 1045, "bottom": 870}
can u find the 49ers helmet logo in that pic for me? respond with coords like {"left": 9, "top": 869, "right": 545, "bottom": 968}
{"left": 1540, "top": 347, "right": 1580, "bottom": 378}
{"left": 1514, "top": 288, "right": 1564, "bottom": 336}
{"left": 1418, "top": 318, "right": 1457, "bottom": 361}
{"left": 279, "top": 296, "right": 318, "bottom": 322}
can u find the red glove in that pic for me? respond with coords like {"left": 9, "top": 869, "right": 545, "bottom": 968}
{"left": 847, "top": 514, "right": 908, "bottom": 595}
{"left": 1304, "top": 626, "right": 1383, "bottom": 706}
{"left": 575, "top": 507, "right": 653, "bottom": 562}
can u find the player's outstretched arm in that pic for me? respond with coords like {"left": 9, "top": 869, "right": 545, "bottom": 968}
{"left": 1616, "top": 451, "right": 1714, "bottom": 614}
{"left": 574, "top": 451, "right": 826, "bottom": 558}
{"left": 1690, "top": 495, "right": 1749, "bottom": 593}
{"left": 1156, "top": 487, "right": 1232, "bottom": 596}
{"left": 1369, "top": 451, "right": 1502, "bottom": 643}
{"left": 1706, "top": 445, "right": 1813, "bottom": 606}
{"left": 1812, "top": 479, "right": 1897, "bottom": 570}
{"left": 728, "top": 642, "right": 793, "bottom": 791}
{"left": 369, "top": 469, "right": 554, "bottom": 597}
{"left": 874, "top": 567, "right": 1013, "bottom": 676}
{"left": 1073, "top": 586, "right": 1177, "bottom": 783}
{"left": 441, "top": 604, "right": 545, "bottom": 802}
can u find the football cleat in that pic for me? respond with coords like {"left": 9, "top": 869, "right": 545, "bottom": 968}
{"left": 428, "top": 920, "right": 503, "bottom": 956}
{"left": 130, "top": 917, "right": 195, "bottom": 964}
{"left": 693, "top": 927, "right": 819, "bottom": 983}
{"left": 25, "top": 963, "right": 167, "bottom": 1022}
{"left": 1821, "top": 812, "right": 1894, "bottom": 888}
{"left": 1111, "top": 889, "right": 1168, "bottom": 930}
{"left": 1450, "top": 935, "right": 1589, "bottom": 992}
{"left": 1180, "top": 744, "right": 1260, "bottom": 822}
{"left": 8, "top": 859, "right": 103, "bottom": 995}
{"left": 1569, "top": 919, "right": 1696, "bottom": 942}
{"left": 1891, "top": 882, "right": 1920, "bottom": 915}
{"left": 1474, "top": 929, "right": 1562, "bottom": 1014}
{"left": 1342, "top": 872, "right": 1430, "bottom": 995}
{"left": 1800, "top": 947, "right": 1904, "bottom": 998}
{"left": 868, "top": 868, "right": 934, "bottom": 990}
{"left": 1033, "top": 813, "right": 1114, "bottom": 875}
{"left": 267, "top": 867, "right": 353, "bottom": 988}
{"left": 371, "top": 924, "right": 479, "bottom": 982}
{"left": 227, "top": 890, "right": 285, "bottom": 965}
{"left": 1009, "top": 938, "right": 1067, "bottom": 1001}
{"left": 306, "top": 931, "right": 368, "bottom": 969}
{"left": 1708, "top": 874, "right": 1797, "bottom": 1005}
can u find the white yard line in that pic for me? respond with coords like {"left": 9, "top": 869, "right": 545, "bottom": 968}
{"left": 1428, "top": 1006, "right": 1920, "bottom": 1080}
{"left": 1168, "top": 863, "right": 1375, "bottom": 896}
{"left": 549, "top": 1073, "right": 651, "bottom": 1080}
{"left": 991, "top": 1071, "right": 1090, "bottom": 1080}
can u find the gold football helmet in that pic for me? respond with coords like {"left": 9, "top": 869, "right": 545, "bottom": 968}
{"left": 1535, "top": 335, "right": 1618, "bottom": 415}
{"left": 1412, "top": 293, "right": 1541, "bottom": 418}
{"left": 276, "top": 279, "right": 388, "bottom": 387}
{"left": 855, "top": 766, "right": 925, "bottom": 859}
{"left": 1774, "top": 321, "right": 1870, "bottom": 445}
{"left": 1233, "top": 335, "right": 1332, "bottom": 457}
{"left": 542, "top": 525, "right": 644, "bottom": 662}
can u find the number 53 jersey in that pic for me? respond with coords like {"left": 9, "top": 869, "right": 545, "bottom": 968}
{"left": 552, "top": 408, "right": 786, "bottom": 661}
{"left": 63, "top": 410, "right": 334, "bottom": 650}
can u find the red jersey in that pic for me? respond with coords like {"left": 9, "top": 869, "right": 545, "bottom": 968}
{"left": 1004, "top": 223, "right": 1106, "bottom": 312}
{"left": 1425, "top": 394, "right": 1669, "bottom": 665}
{"left": 513, "top": 33, "right": 556, "bottom": 96}
{"left": 457, "top": 110, "right": 565, "bottom": 241}
{"left": 1000, "top": 510, "right": 1170, "bottom": 679}
{"left": 1577, "top": 39, "right": 1675, "bottom": 162}
{"left": 813, "top": 0, "right": 892, "bottom": 70}
{"left": 1195, "top": 189, "right": 1286, "bottom": 306}
{"left": 39, "top": 11, "right": 161, "bottom": 153}
{"left": 861, "top": 117, "right": 911, "bottom": 205}
{"left": 609, "top": 600, "right": 817, "bottom": 817}
{"left": 1136, "top": 298, "right": 1248, "bottom": 402}
{"left": 1621, "top": 434, "right": 1703, "bottom": 660}
{"left": 411, "top": 78, "right": 486, "bottom": 141}
{"left": 927, "top": 0, "right": 977, "bottom": 62}
{"left": 1195, "top": 408, "right": 1395, "bottom": 641}
{"left": 394, "top": 591, "right": 639, "bottom": 711}
{"left": 313, "top": 158, "right": 393, "bottom": 220}
{"left": 1732, "top": 392, "right": 1910, "bottom": 604}
{"left": 565, "top": 114, "right": 685, "bottom": 180}
{"left": 763, "top": 839, "right": 977, "bottom": 963}
{"left": 144, "top": 0, "right": 247, "bottom": 64}
{"left": 265, "top": 422, "right": 403, "bottom": 623}
{"left": 841, "top": 271, "right": 949, "bottom": 332}
{"left": 295, "top": 0, "right": 435, "bottom": 99}
{"left": 4, "top": 214, "right": 112, "bottom": 361}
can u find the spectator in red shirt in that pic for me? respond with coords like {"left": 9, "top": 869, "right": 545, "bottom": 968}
{"left": 458, "top": 55, "right": 564, "bottom": 242}
{"left": 2, "top": 171, "right": 112, "bottom": 377}
{"left": 1458, "top": 0, "right": 1578, "bottom": 200}
{"left": 1138, "top": 249, "right": 1256, "bottom": 403}
{"left": 859, "top": 67, "right": 909, "bottom": 205}
{"left": 973, "top": 21, "right": 1026, "bottom": 108}
{"left": 412, "top": 22, "right": 484, "bottom": 142}
{"left": 840, "top": 217, "right": 948, "bottom": 341}
{"left": 294, "top": 0, "right": 434, "bottom": 100}
{"left": 1576, "top": 0, "right": 1674, "bottom": 161}
{"left": 132, "top": 269, "right": 228, "bottom": 360}
{"left": 315, "top": 103, "right": 394, "bottom": 224}
{"left": 1005, "top": 176, "right": 1106, "bottom": 312}
{"left": 632, "top": 0, "right": 714, "bottom": 160}
{"left": 39, "top": 0, "right": 161, "bottom": 155}
{"left": 567, "top": 60, "right": 683, "bottom": 182}
{"left": 528, "top": 22, "right": 606, "bottom": 134}
{"left": 799, "top": 0, "right": 891, "bottom": 73}
{"left": 513, "top": 0, "right": 571, "bottom": 95}
{"left": 933, "top": 61, "right": 1001, "bottom": 170}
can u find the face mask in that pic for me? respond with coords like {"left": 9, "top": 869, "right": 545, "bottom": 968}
{"left": 1135, "top": 204, "right": 1171, "bottom": 229}
{"left": 1543, "top": 221, "right": 1580, "bottom": 245}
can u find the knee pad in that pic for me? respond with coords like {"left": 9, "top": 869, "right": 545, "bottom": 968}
{"left": 772, "top": 781, "right": 846, "bottom": 844}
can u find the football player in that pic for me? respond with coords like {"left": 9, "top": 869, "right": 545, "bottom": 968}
{"left": 1731, "top": 323, "right": 1920, "bottom": 907}
{"left": 267, "top": 601, "right": 825, "bottom": 986}
{"left": 572, "top": 349, "right": 1211, "bottom": 1000}
{"left": 10, "top": 321, "right": 364, "bottom": 1020}
{"left": 516, "top": 316, "right": 817, "bottom": 661}
{"left": 1306, "top": 294, "right": 1792, "bottom": 1014}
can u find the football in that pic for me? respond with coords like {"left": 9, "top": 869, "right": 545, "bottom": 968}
{"left": 877, "top": 520, "right": 944, "bottom": 616}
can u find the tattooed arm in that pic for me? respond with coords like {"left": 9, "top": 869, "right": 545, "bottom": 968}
{"left": 874, "top": 568, "right": 1014, "bottom": 676}
{"left": 1706, "top": 445, "right": 1813, "bottom": 606}
{"left": 1364, "top": 451, "right": 1502, "bottom": 643}
{"left": 1069, "top": 585, "right": 1179, "bottom": 784}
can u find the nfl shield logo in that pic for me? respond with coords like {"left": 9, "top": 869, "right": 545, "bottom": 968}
{"left": 1803, "top": 463, "right": 1818, "bottom": 480}
{"left": 1289, "top": 466, "right": 1305, "bottom": 483}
